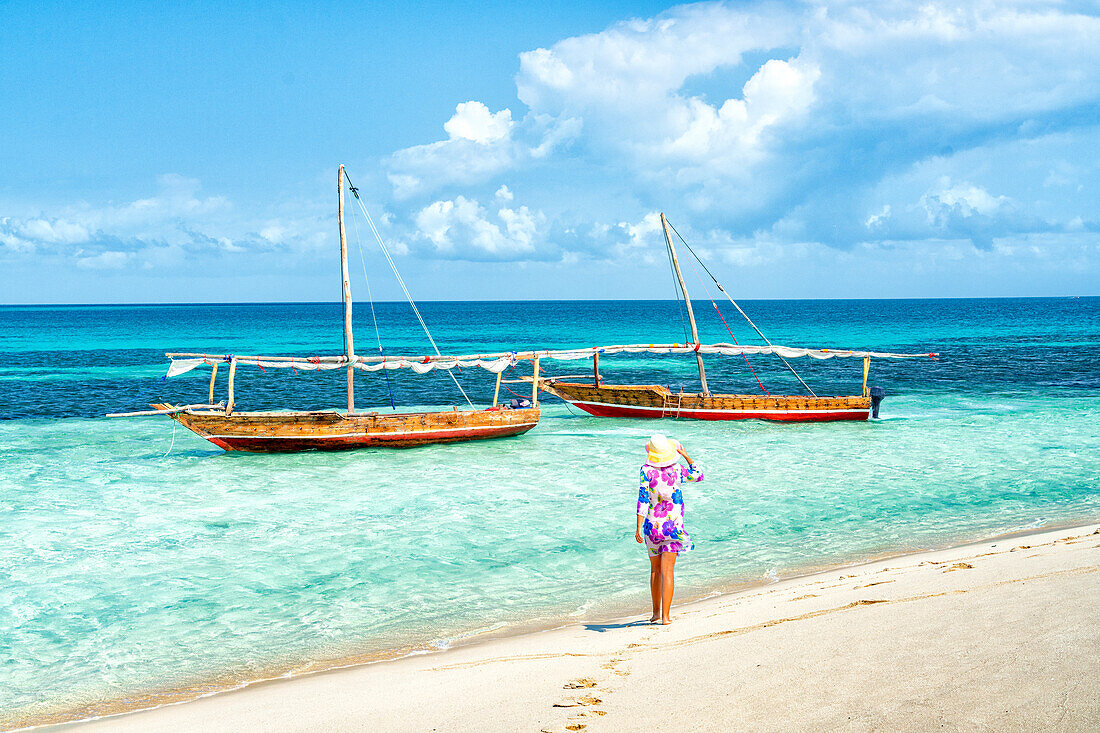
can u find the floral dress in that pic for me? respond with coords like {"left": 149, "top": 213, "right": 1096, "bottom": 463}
{"left": 636, "top": 462, "right": 704, "bottom": 556}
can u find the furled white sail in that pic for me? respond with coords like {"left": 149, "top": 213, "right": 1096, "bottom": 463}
{"left": 163, "top": 343, "right": 936, "bottom": 378}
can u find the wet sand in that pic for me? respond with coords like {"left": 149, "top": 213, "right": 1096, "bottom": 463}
{"left": 52, "top": 522, "right": 1100, "bottom": 732}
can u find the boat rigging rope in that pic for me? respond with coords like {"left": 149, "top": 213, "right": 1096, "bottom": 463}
{"left": 343, "top": 171, "right": 474, "bottom": 408}
{"left": 502, "top": 365, "right": 531, "bottom": 399}
{"left": 667, "top": 220, "right": 817, "bottom": 397}
{"left": 662, "top": 227, "right": 690, "bottom": 344}
{"left": 348, "top": 208, "right": 396, "bottom": 410}
{"left": 682, "top": 253, "right": 770, "bottom": 395}
{"left": 163, "top": 419, "right": 177, "bottom": 458}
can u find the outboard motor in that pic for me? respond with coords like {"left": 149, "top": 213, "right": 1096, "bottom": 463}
{"left": 509, "top": 398, "right": 532, "bottom": 409}
{"left": 869, "top": 386, "right": 886, "bottom": 418}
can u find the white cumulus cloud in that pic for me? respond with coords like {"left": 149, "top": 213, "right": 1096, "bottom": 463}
{"left": 443, "top": 101, "right": 514, "bottom": 143}
{"left": 387, "top": 102, "right": 578, "bottom": 199}
{"left": 413, "top": 194, "right": 545, "bottom": 258}
{"left": 921, "top": 179, "right": 1009, "bottom": 222}
{"left": 0, "top": 173, "right": 335, "bottom": 268}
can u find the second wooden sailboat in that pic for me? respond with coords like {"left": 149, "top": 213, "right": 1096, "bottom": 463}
{"left": 533, "top": 214, "right": 936, "bottom": 422}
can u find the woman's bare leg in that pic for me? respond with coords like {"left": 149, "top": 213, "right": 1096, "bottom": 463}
{"left": 649, "top": 554, "right": 661, "bottom": 622}
{"left": 659, "top": 552, "right": 677, "bottom": 624}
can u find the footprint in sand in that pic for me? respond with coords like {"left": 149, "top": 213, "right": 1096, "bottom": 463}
{"left": 563, "top": 677, "right": 598, "bottom": 689}
{"left": 944, "top": 562, "right": 974, "bottom": 572}
{"left": 857, "top": 580, "right": 894, "bottom": 588}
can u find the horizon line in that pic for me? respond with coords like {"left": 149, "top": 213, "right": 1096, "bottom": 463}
{"left": 0, "top": 294, "right": 1096, "bottom": 307}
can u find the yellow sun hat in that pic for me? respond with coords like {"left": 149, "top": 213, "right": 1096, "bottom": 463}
{"left": 645, "top": 434, "right": 680, "bottom": 467}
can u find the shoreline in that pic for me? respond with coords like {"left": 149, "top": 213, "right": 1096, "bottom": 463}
{"left": 12, "top": 517, "right": 1098, "bottom": 732}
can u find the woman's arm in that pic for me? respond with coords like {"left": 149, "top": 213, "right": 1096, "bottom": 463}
{"left": 636, "top": 468, "right": 648, "bottom": 543}
{"left": 677, "top": 446, "right": 704, "bottom": 482}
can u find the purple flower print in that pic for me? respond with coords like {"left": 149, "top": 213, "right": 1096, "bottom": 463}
{"left": 661, "top": 518, "right": 680, "bottom": 539}
{"left": 666, "top": 541, "right": 683, "bottom": 553}
{"left": 653, "top": 501, "right": 674, "bottom": 518}
{"left": 661, "top": 468, "right": 677, "bottom": 486}
{"left": 681, "top": 464, "right": 704, "bottom": 482}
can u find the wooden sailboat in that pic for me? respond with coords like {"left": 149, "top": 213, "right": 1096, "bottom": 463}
{"left": 110, "top": 166, "right": 540, "bottom": 452}
{"left": 148, "top": 401, "right": 539, "bottom": 452}
{"left": 535, "top": 382, "right": 875, "bottom": 422}
{"left": 531, "top": 214, "right": 934, "bottom": 422}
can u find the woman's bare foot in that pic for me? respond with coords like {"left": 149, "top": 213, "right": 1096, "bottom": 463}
{"left": 649, "top": 613, "right": 660, "bottom": 623}
{"left": 659, "top": 617, "right": 672, "bottom": 625}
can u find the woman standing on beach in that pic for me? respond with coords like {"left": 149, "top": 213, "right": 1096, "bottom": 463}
{"left": 635, "top": 434, "right": 704, "bottom": 625}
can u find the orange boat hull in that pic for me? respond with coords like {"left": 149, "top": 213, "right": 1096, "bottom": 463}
{"left": 153, "top": 404, "right": 541, "bottom": 452}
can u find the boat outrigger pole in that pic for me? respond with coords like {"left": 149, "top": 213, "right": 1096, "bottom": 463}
{"left": 661, "top": 212, "right": 709, "bottom": 396}
{"left": 338, "top": 164, "right": 356, "bottom": 414}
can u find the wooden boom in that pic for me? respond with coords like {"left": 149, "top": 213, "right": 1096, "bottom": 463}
{"left": 165, "top": 344, "right": 937, "bottom": 366}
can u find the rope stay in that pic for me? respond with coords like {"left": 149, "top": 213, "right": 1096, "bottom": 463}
{"left": 667, "top": 220, "right": 818, "bottom": 397}
{"left": 343, "top": 170, "right": 474, "bottom": 408}
{"left": 348, "top": 200, "right": 396, "bottom": 410}
{"left": 680, "top": 250, "right": 769, "bottom": 395}
{"left": 661, "top": 224, "right": 690, "bottom": 344}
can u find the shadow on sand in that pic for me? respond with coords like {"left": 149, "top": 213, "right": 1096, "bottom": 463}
{"left": 583, "top": 619, "right": 653, "bottom": 632}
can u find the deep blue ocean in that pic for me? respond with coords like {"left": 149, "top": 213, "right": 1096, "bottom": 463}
{"left": 1, "top": 298, "right": 1098, "bottom": 726}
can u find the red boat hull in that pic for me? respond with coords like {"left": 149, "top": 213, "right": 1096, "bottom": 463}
{"left": 207, "top": 420, "right": 537, "bottom": 451}
{"left": 567, "top": 400, "right": 868, "bottom": 422}
{"left": 154, "top": 404, "right": 541, "bottom": 452}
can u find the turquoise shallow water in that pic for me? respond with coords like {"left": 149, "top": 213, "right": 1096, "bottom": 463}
{"left": 1, "top": 298, "right": 1098, "bottom": 725}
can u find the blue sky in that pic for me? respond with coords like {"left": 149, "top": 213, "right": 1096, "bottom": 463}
{"left": 1, "top": 0, "right": 1098, "bottom": 303}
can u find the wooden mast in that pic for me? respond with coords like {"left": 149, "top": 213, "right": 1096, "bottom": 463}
{"left": 225, "top": 358, "right": 237, "bottom": 415}
{"left": 207, "top": 362, "right": 218, "bottom": 405}
{"left": 661, "top": 213, "right": 709, "bottom": 395}
{"left": 531, "top": 358, "right": 540, "bottom": 406}
{"left": 338, "top": 164, "right": 355, "bottom": 414}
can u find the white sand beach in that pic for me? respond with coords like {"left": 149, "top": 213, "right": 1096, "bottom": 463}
{"left": 62, "top": 523, "right": 1099, "bottom": 733}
